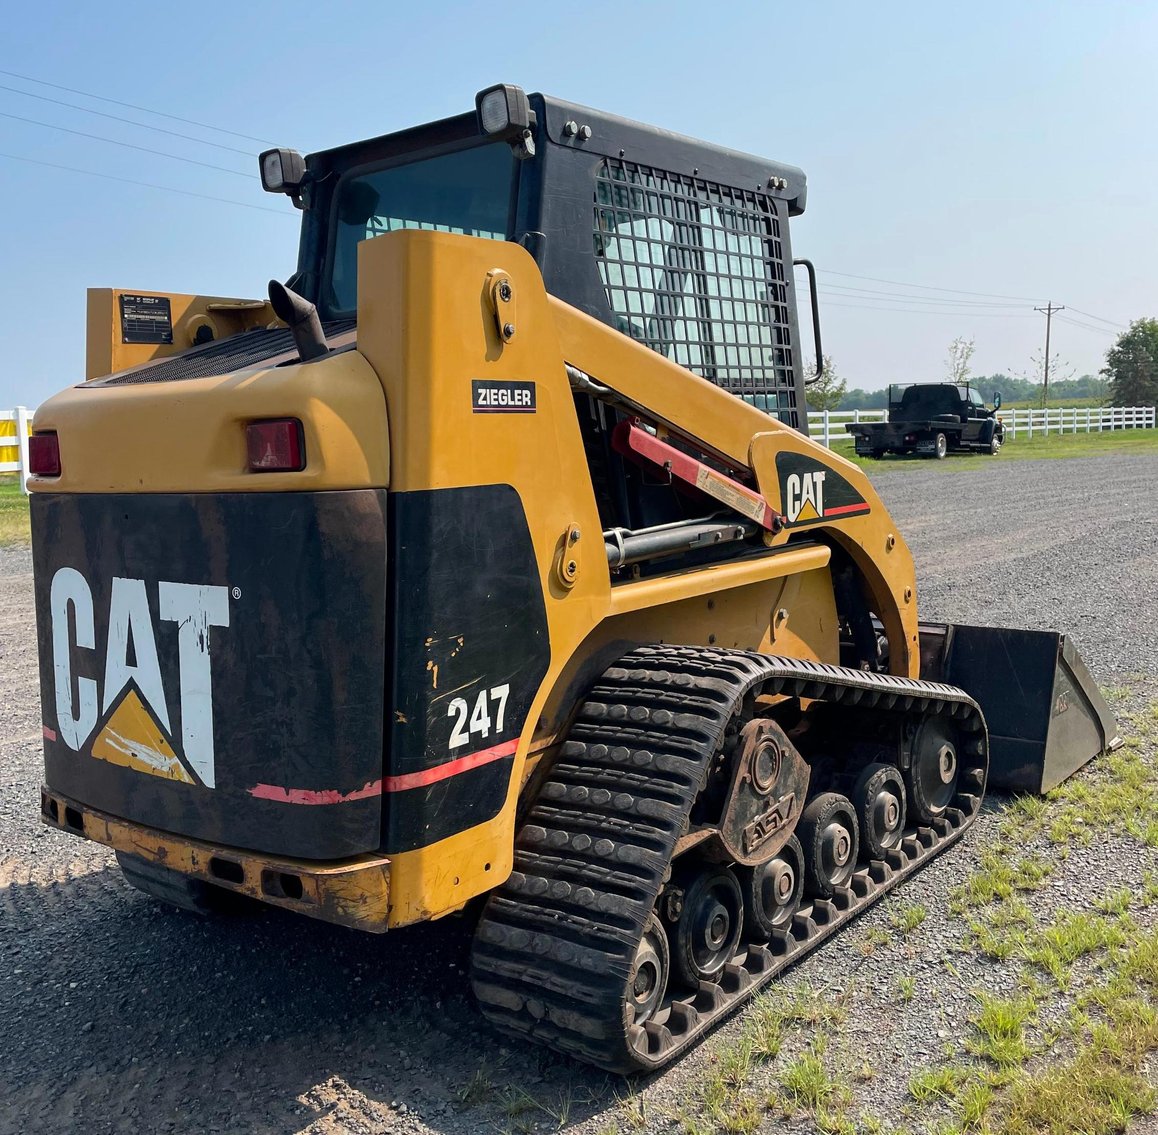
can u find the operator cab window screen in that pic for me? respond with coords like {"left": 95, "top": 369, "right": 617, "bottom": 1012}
{"left": 328, "top": 144, "right": 516, "bottom": 314}
{"left": 593, "top": 158, "right": 797, "bottom": 427}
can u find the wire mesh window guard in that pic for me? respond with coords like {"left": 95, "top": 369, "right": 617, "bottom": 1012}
{"left": 594, "top": 158, "right": 798, "bottom": 426}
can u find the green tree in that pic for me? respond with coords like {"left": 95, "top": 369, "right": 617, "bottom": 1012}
{"left": 805, "top": 355, "right": 847, "bottom": 411}
{"left": 1102, "top": 318, "right": 1158, "bottom": 406}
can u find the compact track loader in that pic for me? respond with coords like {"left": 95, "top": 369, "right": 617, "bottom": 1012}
{"left": 29, "top": 85, "right": 1118, "bottom": 1072}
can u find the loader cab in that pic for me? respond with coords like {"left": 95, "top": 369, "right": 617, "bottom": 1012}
{"left": 272, "top": 85, "right": 812, "bottom": 436}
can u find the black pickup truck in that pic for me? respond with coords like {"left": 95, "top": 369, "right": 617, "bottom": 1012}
{"left": 846, "top": 382, "right": 1004, "bottom": 459}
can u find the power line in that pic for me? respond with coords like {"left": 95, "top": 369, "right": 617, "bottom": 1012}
{"left": 1065, "top": 306, "right": 1127, "bottom": 330}
{"left": 819, "top": 281, "right": 1027, "bottom": 308}
{"left": 0, "top": 110, "right": 250, "bottom": 177}
{"left": 818, "top": 296, "right": 1038, "bottom": 318}
{"left": 0, "top": 82, "right": 255, "bottom": 156}
{"left": 0, "top": 67, "right": 276, "bottom": 146}
{"left": 1055, "top": 314, "right": 1117, "bottom": 336}
{"left": 818, "top": 268, "right": 1045, "bottom": 303}
{"left": 0, "top": 152, "right": 290, "bottom": 215}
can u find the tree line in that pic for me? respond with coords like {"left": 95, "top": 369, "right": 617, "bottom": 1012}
{"left": 805, "top": 320, "right": 1158, "bottom": 412}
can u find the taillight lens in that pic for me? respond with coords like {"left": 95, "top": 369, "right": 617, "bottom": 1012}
{"left": 29, "top": 432, "right": 61, "bottom": 477}
{"left": 246, "top": 419, "right": 305, "bottom": 472}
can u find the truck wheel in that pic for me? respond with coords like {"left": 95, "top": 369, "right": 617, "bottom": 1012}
{"left": 871, "top": 448, "right": 885, "bottom": 460}
{"left": 933, "top": 432, "right": 948, "bottom": 460}
{"left": 988, "top": 434, "right": 1002, "bottom": 455}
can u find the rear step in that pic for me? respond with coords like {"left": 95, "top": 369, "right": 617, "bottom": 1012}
{"left": 471, "top": 646, "right": 987, "bottom": 1073}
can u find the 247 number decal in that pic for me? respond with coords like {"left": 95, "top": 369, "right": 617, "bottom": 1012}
{"left": 447, "top": 683, "right": 511, "bottom": 749}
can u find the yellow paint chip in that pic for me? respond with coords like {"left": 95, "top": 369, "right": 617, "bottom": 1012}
{"left": 92, "top": 690, "right": 193, "bottom": 784}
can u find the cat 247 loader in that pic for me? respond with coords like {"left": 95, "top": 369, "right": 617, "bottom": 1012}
{"left": 29, "top": 84, "right": 1118, "bottom": 1072}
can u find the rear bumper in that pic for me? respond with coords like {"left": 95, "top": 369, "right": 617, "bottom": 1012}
{"left": 41, "top": 786, "right": 391, "bottom": 933}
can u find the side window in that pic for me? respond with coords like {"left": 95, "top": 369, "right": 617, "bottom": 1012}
{"left": 329, "top": 145, "right": 515, "bottom": 313}
{"left": 593, "top": 160, "right": 797, "bottom": 426}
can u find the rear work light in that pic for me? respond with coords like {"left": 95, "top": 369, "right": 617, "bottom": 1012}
{"left": 246, "top": 419, "right": 305, "bottom": 473}
{"left": 29, "top": 432, "right": 61, "bottom": 477}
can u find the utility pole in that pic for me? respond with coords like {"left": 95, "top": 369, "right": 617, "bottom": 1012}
{"left": 1033, "top": 301, "right": 1065, "bottom": 408}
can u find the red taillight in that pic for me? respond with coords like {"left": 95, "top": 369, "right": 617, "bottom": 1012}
{"left": 29, "top": 432, "right": 61, "bottom": 477}
{"left": 246, "top": 419, "right": 305, "bottom": 472}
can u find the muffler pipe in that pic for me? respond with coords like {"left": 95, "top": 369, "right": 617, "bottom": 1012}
{"left": 268, "top": 279, "right": 329, "bottom": 362}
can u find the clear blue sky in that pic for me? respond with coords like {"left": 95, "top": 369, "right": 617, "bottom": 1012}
{"left": 3, "top": 0, "right": 1155, "bottom": 408}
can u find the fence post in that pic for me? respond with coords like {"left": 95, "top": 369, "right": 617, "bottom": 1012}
{"left": 15, "top": 406, "right": 31, "bottom": 495}
{"left": 823, "top": 409, "right": 831, "bottom": 449}
{"left": 853, "top": 409, "right": 861, "bottom": 425}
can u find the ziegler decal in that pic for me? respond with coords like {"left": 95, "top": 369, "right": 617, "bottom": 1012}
{"left": 48, "top": 567, "right": 229, "bottom": 788}
{"left": 776, "top": 453, "right": 871, "bottom": 528}
{"left": 472, "top": 379, "right": 536, "bottom": 413}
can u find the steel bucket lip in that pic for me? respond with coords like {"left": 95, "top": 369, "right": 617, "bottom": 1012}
{"left": 917, "top": 620, "right": 1120, "bottom": 796}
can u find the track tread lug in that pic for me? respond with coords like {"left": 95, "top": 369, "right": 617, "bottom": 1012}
{"left": 470, "top": 646, "right": 988, "bottom": 1073}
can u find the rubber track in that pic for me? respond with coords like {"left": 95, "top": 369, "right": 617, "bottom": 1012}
{"left": 470, "top": 645, "right": 987, "bottom": 1072}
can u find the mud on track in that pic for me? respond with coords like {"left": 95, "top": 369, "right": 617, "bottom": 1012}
{"left": 1, "top": 451, "right": 1155, "bottom": 1134}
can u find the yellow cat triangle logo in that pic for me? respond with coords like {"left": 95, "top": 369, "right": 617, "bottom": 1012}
{"left": 91, "top": 689, "right": 194, "bottom": 784}
{"left": 794, "top": 499, "right": 821, "bottom": 523}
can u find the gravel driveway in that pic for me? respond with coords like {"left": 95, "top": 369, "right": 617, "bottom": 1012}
{"left": 1, "top": 452, "right": 1155, "bottom": 1135}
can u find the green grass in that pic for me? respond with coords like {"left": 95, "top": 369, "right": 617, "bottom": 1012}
{"left": 966, "top": 993, "right": 1037, "bottom": 1067}
{"left": 1000, "top": 396, "right": 1107, "bottom": 410}
{"left": 1023, "top": 912, "right": 1129, "bottom": 988}
{"left": 0, "top": 474, "right": 29, "bottom": 547}
{"left": 889, "top": 903, "right": 928, "bottom": 934}
{"left": 778, "top": 1043, "right": 836, "bottom": 1110}
{"left": 949, "top": 849, "right": 1052, "bottom": 913}
{"left": 828, "top": 427, "right": 1158, "bottom": 473}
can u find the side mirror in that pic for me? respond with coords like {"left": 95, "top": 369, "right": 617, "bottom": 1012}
{"left": 993, "top": 392, "right": 1002, "bottom": 410}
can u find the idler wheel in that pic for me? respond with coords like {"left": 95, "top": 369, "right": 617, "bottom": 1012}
{"left": 906, "top": 719, "right": 960, "bottom": 825}
{"left": 739, "top": 834, "right": 805, "bottom": 940}
{"left": 627, "top": 913, "right": 670, "bottom": 1025}
{"left": 852, "top": 762, "right": 907, "bottom": 859}
{"left": 672, "top": 867, "right": 744, "bottom": 987}
{"left": 798, "top": 792, "right": 860, "bottom": 898}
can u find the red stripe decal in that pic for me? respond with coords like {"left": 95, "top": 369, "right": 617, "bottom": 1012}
{"left": 247, "top": 738, "right": 519, "bottom": 805}
{"left": 823, "top": 503, "right": 871, "bottom": 518}
{"left": 383, "top": 738, "right": 518, "bottom": 793}
{"left": 42, "top": 725, "right": 57, "bottom": 742}
{"left": 248, "top": 778, "right": 384, "bottom": 806}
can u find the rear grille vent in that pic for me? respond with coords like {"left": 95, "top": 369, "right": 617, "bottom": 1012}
{"left": 92, "top": 320, "right": 356, "bottom": 386}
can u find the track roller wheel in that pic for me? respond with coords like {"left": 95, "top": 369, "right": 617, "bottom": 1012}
{"left": 739, "top": 834, "right": 805, "bottom": 940}
{"left": 906, "top": 718, "right": 960, "bottom": 824}
{"left": 798, "top": 792, "right": 859, "bottom": 898}
{"left": 672, "top": 866, "right": 744, "bottom": 988}
{"left": 629, "top": 914, "right": 670, "bottom": 1025}
{"left": 852, "top": 763, "right": 907, "bottom": 859}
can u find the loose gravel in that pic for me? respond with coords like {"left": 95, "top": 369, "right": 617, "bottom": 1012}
{"left": 1, "top": 451, "right": 1156, "bottom": 1134}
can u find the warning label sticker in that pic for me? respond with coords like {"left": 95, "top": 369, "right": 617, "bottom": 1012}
{"left": 119, "top": 294, "right": 173, "bottom": 345}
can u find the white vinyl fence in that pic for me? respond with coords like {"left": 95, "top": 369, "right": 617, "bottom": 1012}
{"left": 0, "top": 407, "right": 32, "bottom": 492}
{"left": 807, "top": 405, "right": 1157, "bottom": 449}
{"left": 4, "top": 404, "right": 1157, "bottom": 484}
